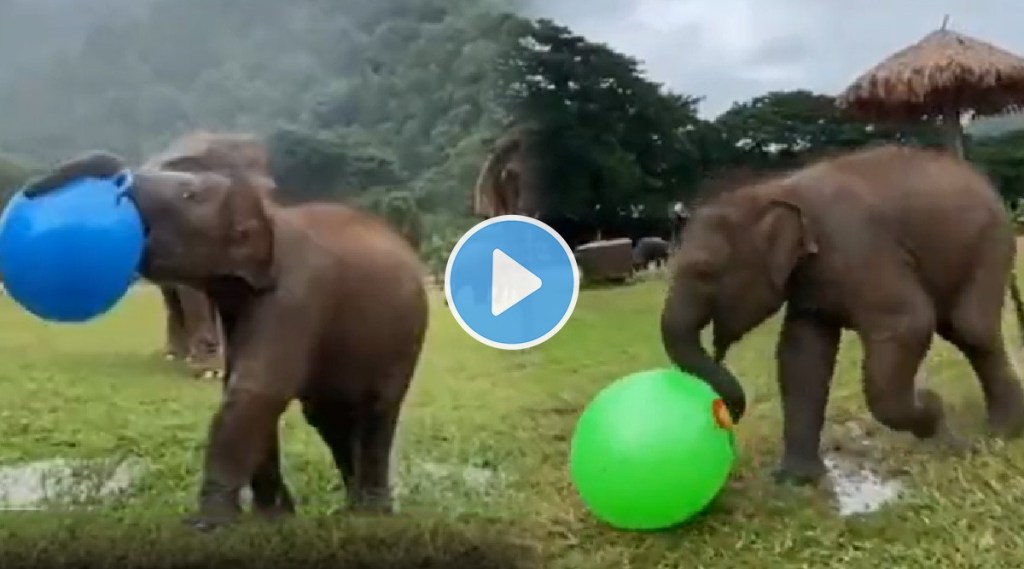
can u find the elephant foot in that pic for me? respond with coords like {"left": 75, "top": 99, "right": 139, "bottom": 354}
{"left": 773, "top": 455, "right": 826, "bottom": 486}
{"left": 986, "top": 398, "right": 1024, "bottom": 439}
{"left": 347, "top": 490, "right": 394, "bottom": 516}
{"left": 253, "top": 504, "right": 296, "bottom": 522}
{"left": 184, "top": 355, "right": 225, "bottom": 381}
{"left": 989, "top": 415, "right": 1024, "bottom": 440}
{"left": 252, "top": 488, "right": 296, "bottom": 521}
{"left": 183, "top": 511, "right": 236, "bottom": 533}
{"left": 195, "top": 368, "right": 225, "bottom": 381}
{"left": 928, "top": 423, "right": 977, "bottom": 456}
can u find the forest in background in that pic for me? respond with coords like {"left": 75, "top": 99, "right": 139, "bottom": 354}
{"left": 2, "top": 0, "right": 1024, "bottom": 263}
{"left": 0, "top": 0, "right": 521, "bottom": 242}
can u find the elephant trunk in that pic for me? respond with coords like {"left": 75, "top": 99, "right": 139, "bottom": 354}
{"left": 660, "top": 280, "right": 748, "bottom": 423}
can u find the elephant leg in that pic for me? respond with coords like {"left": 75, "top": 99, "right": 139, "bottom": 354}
{"left": 938, "top": 269, "right": 1024, "bottom": 437}
{"left": 352, "top": 402, "right": 401, "bottom": 514}
{"left": 248, "top": 423, "right": 295, "bottom": 519}
{"left": 190, "top": 388, "right": 290, "bottom": 531}
{"left": 774, "top": 311, "right": 840, "bottom": 485}
{"left": 161, "top": 286, "right": 188, "bottom": 360}
{"left": 943, "top": 329, "right": 1024, "bottom": 438}
{"left": 177, "top": 285, "right": 224, "bottom": 379}
{"left": 860, "top": 304, "right": 953, "bottom": 441}
{"left": 302, "top": 399, "right": 359, "bottom": 508}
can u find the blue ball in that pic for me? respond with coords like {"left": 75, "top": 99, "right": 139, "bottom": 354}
{"left": 0, "top": 170, "right": 144, "bottom": 323}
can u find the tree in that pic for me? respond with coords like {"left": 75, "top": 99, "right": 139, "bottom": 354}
{"left": 712, "top": 90, "right": 943, "bottom": 173}
{"left": 969, "top": 130, "right": 1024, "bottom": 204}
{"left": 494, "top": 19, "right": 705, "bottom": 231}
{"left": 266, "top": 127, "right": 404, "bottom": 203}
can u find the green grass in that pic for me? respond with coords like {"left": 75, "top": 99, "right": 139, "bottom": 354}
{"left": 3, "top": 273, "right": 1024, "bottom": 568}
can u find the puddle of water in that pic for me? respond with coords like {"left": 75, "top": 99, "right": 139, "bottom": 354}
{"left": 824, "top": 453, "right": 903, "bottom": 516}
{"left": 0, "top": 457, "right": 147, "bottom": 510}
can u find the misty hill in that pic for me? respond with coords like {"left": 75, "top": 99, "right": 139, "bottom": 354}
{"left": 0, "top": 0, "right": 519, "bottom": 213}
{"left": 0, "top": 0, "right": 154, "bottom": 76}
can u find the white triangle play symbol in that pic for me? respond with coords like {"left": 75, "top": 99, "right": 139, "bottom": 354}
{"left": 491, "top": 248, "right": 543, "bottom": 316}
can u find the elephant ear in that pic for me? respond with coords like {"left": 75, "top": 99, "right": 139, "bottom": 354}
{"left": 755, "top": 199, "right": 818, "bottom": 290}
{"left": 213, "top": 172, "right": 277, "bottom": 291}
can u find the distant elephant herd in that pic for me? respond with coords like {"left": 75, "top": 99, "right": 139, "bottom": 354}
{"left": 15, "top": 126, "right": 1024, "bottom": 529}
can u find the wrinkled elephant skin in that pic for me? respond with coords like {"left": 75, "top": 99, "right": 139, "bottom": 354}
{"left": 661, "top": 145, "right": 1024, "bottom": 484}
{"left": 24, "top": 152, "right": 429, "bottom": 529}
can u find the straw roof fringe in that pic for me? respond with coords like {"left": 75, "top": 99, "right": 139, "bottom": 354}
{"left": 837, "top": 28, "right": 1024, "bottom": 120}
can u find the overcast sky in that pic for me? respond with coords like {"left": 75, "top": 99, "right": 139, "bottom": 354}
{"left": 522, "top": 0, "right": 1024, "bottom": 118}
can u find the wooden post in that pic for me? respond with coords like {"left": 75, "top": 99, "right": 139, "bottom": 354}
{"left": 941, "top": 107, "right": 965, "bottom": 159}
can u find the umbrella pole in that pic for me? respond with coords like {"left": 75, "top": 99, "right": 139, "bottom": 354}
{"left": 940, "top": 107, "right": 965, "bottom": 159}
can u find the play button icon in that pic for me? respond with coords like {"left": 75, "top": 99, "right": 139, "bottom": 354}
{"left": 490, "top": 249, "right": 542, "bottom": 316}
{"left": 445, "top": 215, "right": 580, "bottom": 350}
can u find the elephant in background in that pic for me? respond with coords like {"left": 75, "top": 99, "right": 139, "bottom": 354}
{"left": 472, "top": 122, "right": 544, "bottom": 220}
{"left": 632, "top": 236, "right": 670, "bottom": 270}
{"left": 662, "top": 145, "right": 1024, "bottom": 484}
{"left": 434, "top": 124, "right": 543, "bottom": 305}
{"left": 142, "top": 130, "right": 274, "bottom": 378}
{"left": 470, "top": 123, "right": 678, "bottom": 248}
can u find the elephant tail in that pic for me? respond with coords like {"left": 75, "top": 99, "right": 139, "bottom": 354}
{"left": 1009, "top": 267, "right": 1024, "bottom": 350}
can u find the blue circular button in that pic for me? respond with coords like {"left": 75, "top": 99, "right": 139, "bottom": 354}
{"left": 445, "top": 215, "right": 580, "bottom": 350}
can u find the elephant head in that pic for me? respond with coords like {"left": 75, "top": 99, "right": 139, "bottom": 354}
{"left": 661, "top": 179, "right": 818, "bottom": 423}
{"left": 145, "top": 131, "right": 270, "bottom": 176}
{"left": 472, "top": 123, "right": 543, "bottom": 218}
{"left": 144, "top": 130, "right": 277, "bottom": 197}
{"left": 23, "top": 152, "right": 276, "bottom": 291}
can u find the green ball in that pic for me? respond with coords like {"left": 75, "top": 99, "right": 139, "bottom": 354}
{"left": 569, "top": 368, "right": 737, "bottom": 530}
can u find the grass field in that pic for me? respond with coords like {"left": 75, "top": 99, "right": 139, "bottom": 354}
{"left": 3, "top": 271, "right": 1024, "bottom": 568}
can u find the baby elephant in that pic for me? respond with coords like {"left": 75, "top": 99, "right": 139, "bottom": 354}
{"left": 662, "top": 145, "right": 1024, "bottom": 485}
{"left": 24, "top": 151, "right": 429, "bottom": 530}
{"left": 632, "top": 236, "right": 670, "bottom": 271}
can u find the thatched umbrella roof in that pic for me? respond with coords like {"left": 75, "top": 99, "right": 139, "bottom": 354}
{"left": 837, "top": 20, "right": 1024, "bottom": 157}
